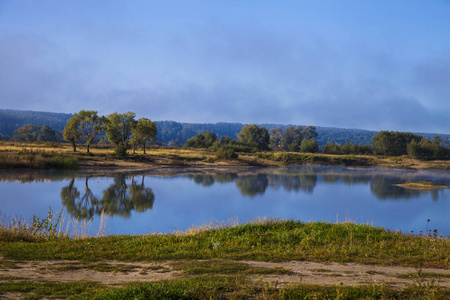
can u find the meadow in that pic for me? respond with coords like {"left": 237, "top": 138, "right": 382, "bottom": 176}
{"left": 1, "top": 214, "right": 450, "bottom": 299}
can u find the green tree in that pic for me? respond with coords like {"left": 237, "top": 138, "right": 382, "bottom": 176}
{"left": 12, "top": 124, "right": 39, "bottom": 142}
{"left": 300, "top": 139, "right": 319, "bottom": 153}
{"left": 63, "top": 115, "right": 82, "bottom": 152}
{"left": 37, "top": 125, "right": 57, "bottom": 142}
{"left": 237, "top": 124, "right": 269, "bottom": 151}
{"left": 372, "top": 131, "right": 422, "bottom": 156}
{"left": 269, "top": 126, "right": 318, "bottom": 152}
{"left": 130, "top": 118, "right": 157, "bottom": 154}
{"left": 433, "top": 135, "right": 442, "bottom": 146}
{"left": 321, "top": 142, "right": 342, "bottom": 154}
{"left": 269, "top": 127, "right": 283, "bottom": 151}
{"left": 77, "top": 110, "right": 104, "bottom": 154}
{"left": 105, "top": 112, "right": 137, "bottom": 155}
{"left": 407, "top": 139, "right": 449, "bottom": 160}
{"left": 183, "top": 131, "right": 217, "bottom": 149}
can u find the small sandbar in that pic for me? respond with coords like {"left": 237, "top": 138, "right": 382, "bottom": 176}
{"left": 394, "top": 181, "right": 449, "bottom": 190}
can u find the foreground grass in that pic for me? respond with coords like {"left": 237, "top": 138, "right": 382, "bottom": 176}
{"left": 3, "top": 276, "right": 450, "bottom": 299}
{"left": 2, "top": 220, "right": 450, "bottom": 269}
{"left": 2, "top": 220, "right": 450, "bottom": 299}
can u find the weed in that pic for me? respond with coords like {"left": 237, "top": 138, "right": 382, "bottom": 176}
{"left": 0, "top": 207, "right": 109, "bottom": 242}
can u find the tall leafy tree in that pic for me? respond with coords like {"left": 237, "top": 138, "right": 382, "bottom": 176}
{"left": 130, "top": 118, "right": 157, "bottom": 154}
{"left": 77, "top": 110, "right": 104, "bottom": 154}
{"left": 300, "top": 139, "right": 319, "bottom": 153}
{"left": 372, "top": 131, "right": 422, "bottom": 156}
{"left": 105, "top": 112, "right": 137, "bottom": 155}
{"left": 269, "top": 127, "right": 283, "bottom": 151}
{"left": 269, "top": 126, "right": 318, "bottom": 152}
{"left": 63, "top": 115, "right": 82, "bottom": 152}
{"left": 237, "top": 125, "right": 269, "bottom": 151}
{"left": 37, "top": 125, "right": 57, "bottom": 142}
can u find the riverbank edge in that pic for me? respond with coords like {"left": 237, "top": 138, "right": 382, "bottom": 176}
{"left": 1, "top": 142, "right": 449, "bottom": 171}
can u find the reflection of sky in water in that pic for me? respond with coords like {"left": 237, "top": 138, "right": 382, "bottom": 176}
{"left": 0, "top": 167, "right": 449, "bottom": 236}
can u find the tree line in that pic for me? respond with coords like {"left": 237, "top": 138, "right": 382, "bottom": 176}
{"left": 4, "top": 109, "right": 449, "bottom": 161}
{"left": 183, "top": 125, "right": 320, "bottom": 159}
{"left": 182, "top": 126, "right": 449, "bottom": 161}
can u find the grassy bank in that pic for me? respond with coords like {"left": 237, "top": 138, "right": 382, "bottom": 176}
{"left": 2, "top": 217, "right": 450, "bottom": 299}
{"left": 0, "top": 147, "right": 79, "bottom": 169}
{"left": 2, "top": 219, "right": 450, "bottom": 299}
{"left": 2, "top": 219, "right": 450, "bottom": 268}
{"left": 1, "top": 141, "right": 450, "bottom": 170}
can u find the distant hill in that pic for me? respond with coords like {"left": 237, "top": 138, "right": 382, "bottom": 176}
{"left": 0, "top": 109, "right": 72, "bottom": 137}
{"left": 0, "top": 109, "right": 448, "bottom": 147}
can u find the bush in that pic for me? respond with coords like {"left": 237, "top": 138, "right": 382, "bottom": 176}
{"left": 114, "top": 143, "right": 128, "bottom": 156}
{"left": 407, "top": 139, "right": 450, "bottom": 160}
{"left": 215, "top": 147, "right": 238, "bottom": 160}
{"left": 321, "top": 142, "right": 342, "bottom": 154}
{"left": 183, "top": 131, "right": 217, "bottom": 149}
{"left": 300, "top": 139, "right": 318, "bottom": 153}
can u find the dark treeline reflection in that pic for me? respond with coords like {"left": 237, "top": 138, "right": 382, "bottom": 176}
{"left": 185, "top": 168, "right": 447, "bottom": 200}
{"left": 61, "top": 175, "right": 155, "bottom": 219}
{"left": 186, "top": 171, "right": 318, "bottom": 197}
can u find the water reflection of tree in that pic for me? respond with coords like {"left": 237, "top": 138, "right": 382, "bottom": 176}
{"left": 370, "top": 177, "right": 439, "bottom": 201}
{"left": 235, "top": 174, "right": 269, "bottom": 197}
{"left": 213, "top": 173, "right": 238, "bottom": 183}
{"left": 61, "top": 175, "right": 155, "bottom": 219}
{"left": 187, "top": 175, "right": 215, "bottom": 186}
{"left": 61, "top": 178, "right": 98, "bottom": 219}
{"left": 187, "top": 173, "right": 238, "bottom": 186}
{"left": 268, "top": 174, "right": 317, "bottom": 194}
{"left": 128, "top": 176, "right": 155, "bottom": 212}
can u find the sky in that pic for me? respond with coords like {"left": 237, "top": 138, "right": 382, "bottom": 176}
{"left": 0, "top": 1, "right": 449, "bottom": 133}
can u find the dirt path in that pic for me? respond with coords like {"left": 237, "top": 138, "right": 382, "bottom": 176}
{"left": 2, "top": 259, "right": 450, "bottom": 290}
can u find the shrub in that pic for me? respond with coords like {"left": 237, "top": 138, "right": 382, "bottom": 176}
{"left": 300, "top": 139, "right": 318, "bottom": 153}
{"left": 215, "top": 147, "right": 238, "bottom": 160}
{"left": 407, "top": 139, "right": 450, "bottom": 160}
{"left": 321, "top": 142, "right": 342, "bottom": 154}
{"left": 114, "top": 143, "right": 128, "bottom": 156}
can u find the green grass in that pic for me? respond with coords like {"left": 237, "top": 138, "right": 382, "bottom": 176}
{"left": 2, "top": 276, "right": 448, "bottom": 300}
{"left": 2, "top": 219, "right": 450, "bottom": 299}
{"left": 0, "top": 281, "right": 102, "bottom": 300}
{"left": 170, "top": 260, "right": 293, "bottom": 276}
{"left": 2, "top": 219, "right": 450, "bottom": 269}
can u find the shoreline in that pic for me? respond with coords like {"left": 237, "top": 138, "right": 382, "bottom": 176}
{"left": 1, "top": 142, "right": 450, "bottom": 173}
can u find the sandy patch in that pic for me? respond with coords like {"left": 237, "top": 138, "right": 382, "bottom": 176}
{"left": 243, "top": 260, "right": 450, "bottom": 289}
{"left": 2, "top": 259, "right": 450, "bottom": 289}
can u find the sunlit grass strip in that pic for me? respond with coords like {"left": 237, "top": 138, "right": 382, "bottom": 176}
{"left": 0, "top": 149, "right": 78, "bottom": 169}
{"left": 395, "top": 181, "right": 449, "bottom": 190}
{"left": 2, "top": 219, "right": 450, "bottom": 269}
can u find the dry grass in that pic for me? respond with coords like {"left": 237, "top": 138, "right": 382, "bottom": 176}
{"left": 1, "top": 141, "right": 449, "bottom": 170}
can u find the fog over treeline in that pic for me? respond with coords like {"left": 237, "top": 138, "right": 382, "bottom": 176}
{"left": 0, "top": 109, "right": 449, "bottom": 148}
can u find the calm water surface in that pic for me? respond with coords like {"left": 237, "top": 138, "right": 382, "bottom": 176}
{"left": 1, "top": 166, "right": 449, "bottom": 236}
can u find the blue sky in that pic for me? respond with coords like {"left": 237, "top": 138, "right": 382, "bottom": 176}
{"left": 0, "top": 1, "right": 449, "bottom": 133}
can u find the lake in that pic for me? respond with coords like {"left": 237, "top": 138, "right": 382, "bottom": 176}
{"left": 1, "top": 166, "right": 449, "bottom": 236}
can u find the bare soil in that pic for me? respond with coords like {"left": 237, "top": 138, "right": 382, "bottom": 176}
{"left": 2, "top": 259, "right": 450, "bottom": 290}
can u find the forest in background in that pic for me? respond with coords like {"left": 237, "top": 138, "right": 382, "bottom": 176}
{"left": 1, "top": 108, "right": 449, "bottom": 148}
